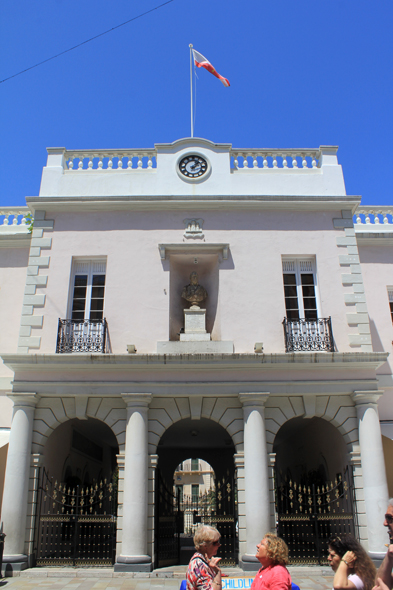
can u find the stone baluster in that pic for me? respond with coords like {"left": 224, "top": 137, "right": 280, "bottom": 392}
{"left": 355, "top": 213, "right": 362, "bottom": 225}
{"left": 137, "top": 155, "right": 143, "bottom": 170}
{"left": 302, "top": 154, "right": 308, "bottom": 168}
{"left": 252, "top": 154, "right": 258, "bottom": 169}
{"left": 108, "top": 156, "right": 113, "bottom": 170}
{"left": 239, "top": 392, "right": 270, "bottom": 570}
{"left": 147, "top": 154, "right": 153, "bottom": 169}
{"left": 12, "top": 212, "right": 18, "bottom": 225}
{"left": 115, "top": 394, "right": 152, "bottom": 572}
{"left": 77, "top": 157, "right": 83, "bottom": 171}
{"left": 2, "top": 213, "right": 9, "bottom": 226}
{"left": 87, "top": 156, "right": 93, "bottom": 171}
{"left": 242, "top": 153, "right": 249, "bottom": 169}
{"left": 374, "top": 211, "right": 381, "bottom": 224}
{"left": 282, "top": 154, "right": 288, "bottom": 168}
{"left": 127, "top": 156, "right": 133, "bottom": 169}
{"left": 292, "top": 153, "right": 298, "bottom": 168}
{"left": 233, "top": 153, "right": 239, "bottom": 169}
{"left": 262, "top": 154, "right": 268, "bottom": 168}
{"left": 272, "top": 154, "right": 278, "bottom": 168}
{"left": 352, "top": 391, "right": 389, "bottom": 558}
{"left": 2, "top": 394, "right": 39, "bottom": 573}
{"left": 98, "top": 155, "right": 103, "bottom": 170}
{"left": 117, "top": 155, "right": 123, "bottom": 170}
{"left": 311, "top": 153, "right": 317, "bottom": 167}
{"left": 67, "top": 158, "right": 74, "bottom": 170}
{"left": 365, "top": 211, "right": 371, "bottom": 224}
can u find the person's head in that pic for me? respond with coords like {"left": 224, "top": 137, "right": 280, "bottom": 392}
{"left": 190, "top": 272, "right": 198, "bottom": 285}
{"left": 384, "top": 499, "right": 393, "bottom": 538}
{"left": 327, "top": 535, "right": 376, "bottom": 590}
{"left": 256, "top": 533, "right": 289, "bottom": 567}
{"left": 193, "top": 525, "right": 221, "bottom": 558}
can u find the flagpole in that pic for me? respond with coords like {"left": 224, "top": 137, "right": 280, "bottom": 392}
{"left": 189, "top": 43, "right": 193, "bottom": 138}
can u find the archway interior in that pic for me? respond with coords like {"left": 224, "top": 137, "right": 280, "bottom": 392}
{"left": 42, "top": 417, "right": 119, "bottom": 486}
{"left": 273, "top": 416, "right": 349, "bottom": 487}
{"left": 157, "top": 417, "right": 235, "bottom": 484}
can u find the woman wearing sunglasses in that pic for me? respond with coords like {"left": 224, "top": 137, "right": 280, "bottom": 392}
{"left": 327, "top": 535, "right": 376, "bottom": 590}
{"left": 186, "top": 525, "right": 222, "bottom": 590}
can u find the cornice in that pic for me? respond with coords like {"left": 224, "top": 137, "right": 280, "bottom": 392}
{"left": 1, "top": 351, "right": 388, "bottom": 373}
{"left": 25, "top": 195, "right": 361, "bottom": 214}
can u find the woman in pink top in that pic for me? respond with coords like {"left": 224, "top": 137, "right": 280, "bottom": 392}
{"left": 251, "top": 533, "right": 292, "bottom": 590}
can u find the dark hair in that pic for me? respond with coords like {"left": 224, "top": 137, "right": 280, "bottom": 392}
{"left": 328, "top": 535, "right": 376, "bottom": 590}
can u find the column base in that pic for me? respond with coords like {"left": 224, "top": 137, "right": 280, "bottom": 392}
{"left": 114, "top": 554, "right": 153, "bottom": 572}
{"left": 1, "top": 554, "right": 28, "bottom": 577}
{"left": 240, "top": 554, "right": 260, "bottom": 572}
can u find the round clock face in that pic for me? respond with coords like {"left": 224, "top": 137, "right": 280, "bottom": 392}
{"left": 179, "top": 155, "right": 208, "bottom": 178}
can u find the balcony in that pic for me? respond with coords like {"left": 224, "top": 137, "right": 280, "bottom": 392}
{"left": 56, "top": 319, "right": 108, "bottom": 353}
{"left": 283, "top": 317, "right": 334, "bottom": 352}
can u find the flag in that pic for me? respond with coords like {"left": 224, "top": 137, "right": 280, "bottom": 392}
{"left": 192, "top": 49, "right": 230, "bottom": 87}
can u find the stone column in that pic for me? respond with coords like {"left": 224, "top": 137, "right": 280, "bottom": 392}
{"left": 115, "top": 394, "right": 152, "bottom": 572}
{"left": 352, "top": 391, "right": 389, "bottom": 558}
{"left": 1, "top": 394, "right": 38, "bottom": 573}
{"left": 239, "top": 393, "right": 270, "bottom": 570}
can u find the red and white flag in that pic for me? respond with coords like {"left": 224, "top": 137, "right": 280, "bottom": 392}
{"left": 192, "top": 49, "right": 230, "bottom": 87}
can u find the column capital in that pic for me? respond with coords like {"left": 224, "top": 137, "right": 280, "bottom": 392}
{"left": 116, "top": 454, "right": 125, "bottom": 468}
{"left": 149, "top": 454, "right": 159, "bottom": 468}
{"left": 31, "top": 453, "right": 43, "bottom": 467}
{"left": 121, "top": 393, "right": 152, "bottom": 408}
{"left": 268, "top": 452, "right": 276, "bottom": 468}
{"left": 8, "top": 393, "right": 39, "bottom": 408}
{"left": 233, "top": 453, "right": 244, "bottom": 468}
{"left": 239, "top": 392, "right": 270, "bottom": 407}
{"left": 352, "top": 390, "right": 383, "bottom": 406}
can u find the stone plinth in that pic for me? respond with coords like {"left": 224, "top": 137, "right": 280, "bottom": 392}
{"left": 180, "top": 308, "right": 211, "bottom": 342}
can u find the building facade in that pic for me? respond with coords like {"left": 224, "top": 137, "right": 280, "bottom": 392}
{"left": 0, "top": 139, "right": 393, "bottom": 573}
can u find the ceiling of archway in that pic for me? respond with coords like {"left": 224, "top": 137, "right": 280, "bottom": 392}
{"left": 158, "top": 418, "right": 234, "bottom": 450}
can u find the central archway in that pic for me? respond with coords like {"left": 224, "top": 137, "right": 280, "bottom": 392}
{"left": 155, "top": 418, "right": 237, "bottom": 568}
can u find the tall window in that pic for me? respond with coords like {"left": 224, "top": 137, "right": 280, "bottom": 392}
{"left": 69, "top": 260, "right": 106, "bottom": 321}
{"left": 191, "top": 484, "right": 199, "bottom": 503}
{"left": 282, "top": 259, "right": 318, "bottom": 320}
{"left": 388, "top": 290, "right": 393, "bottom": 323}
{"left": 191, "top": 459, "right": 199, "bottom": 471}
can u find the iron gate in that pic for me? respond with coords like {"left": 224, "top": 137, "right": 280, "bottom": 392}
{"left": 276, "top": 468, "right": 356, "bottom": 565}
{"left": 35, "top": 469, "right": 118, "bottom": 566}
{"left": 155, "top": 471, "right": 238, "bottom": 568}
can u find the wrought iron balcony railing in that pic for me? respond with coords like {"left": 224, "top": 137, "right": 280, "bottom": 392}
{"left": 56, "top": 318, "right": 108, "bottom": 353}
{"left": 283, "top": 317, "right": 334, "bottom": 352}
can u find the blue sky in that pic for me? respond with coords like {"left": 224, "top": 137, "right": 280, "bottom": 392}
{"left": 1, "top": 1, "right": 392, "bottom": 206}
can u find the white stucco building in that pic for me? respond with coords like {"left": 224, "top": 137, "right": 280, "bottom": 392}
{"left": 1, "top": 138, "right": 393, "bottom": 574}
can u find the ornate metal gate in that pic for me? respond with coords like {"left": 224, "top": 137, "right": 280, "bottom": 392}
{"left": 35, "top": 469, "right": 117, "bottom": 566}
{"left": 155, "top": 471, "right": 238, "bottom": 567}
{"left": 276, "top": 468, "right": 356, "bottom": 565}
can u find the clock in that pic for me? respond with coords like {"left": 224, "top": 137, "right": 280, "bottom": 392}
{"left": 179, "top": 155, "right": 208, "bottom": 178}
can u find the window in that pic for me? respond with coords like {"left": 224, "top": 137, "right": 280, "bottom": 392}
{"left": 388, "top": 290, "right": 393, "bottom": 323}
{"left": 282, "top": 259, "right": 318, "bottom": 320}
{"left": 191, "top": 484, "right": 199, "bottom": 503}
{"left": 191, "top": 459, "right": 199, "bottom": 471}
{"left": 69, "top": 260, "right": 106, "bottom": 321}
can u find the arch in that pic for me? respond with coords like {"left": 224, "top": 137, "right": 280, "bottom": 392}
{"left": 148, "top": 396, "right": 243, "bottom": 454}
{"left": 273, "top": 416, "right": 350, "bottom": 486}
{"left": 32, "top": 396, "right": 127, "bottom": 454}
{"left": 40, "top": 417, "right": 119, "bottom": 485}
{"left": 264, "top": 395, "right": 359, "bottom": 454}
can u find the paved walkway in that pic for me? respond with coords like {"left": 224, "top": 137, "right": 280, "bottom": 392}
{"left": 0, "top": 566, "right": 334, "bottom": 590}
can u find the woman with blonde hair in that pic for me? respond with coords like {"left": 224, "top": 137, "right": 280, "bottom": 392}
{"left": 327, "top": 535, "right": 376, "bottom": 590}
{"left": 186, "top": 525, "right": 222, "bottom": 590}
{"left": 251, "top": 533, "right": 292, "bottom": 590}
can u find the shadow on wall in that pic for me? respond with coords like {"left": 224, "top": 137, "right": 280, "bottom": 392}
{"left": 369, "top": 318, "right": 386, "bottom": 353}
{"left": 0, "top": 443, "right": 8, "bottom": 515}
